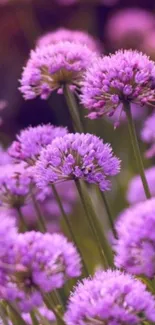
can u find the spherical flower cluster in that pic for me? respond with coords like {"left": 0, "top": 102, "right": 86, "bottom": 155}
{"left": 37, "top": 28, "right": 101, "bottom": 53}
{"left": 127, "top": 166, "right": 155, "bottom": 204}
{"left": 114, "top": 198, "right": 155, "bottom": 278}
{"left": 20, "top": 42, "right": 96, "bottom": 100}
{"left": 141, "top": 112, "right": 155, "bottom": 158}
{"left": 105, "top": 8, "right": 155, "bottom": 49}
{"left": 0, "top": 163, "right": 32, "bottom": 208}
{"left": 65, "top": 269, "right": 155, "bottom": 325}
{"left": 8, "top": 231, "right": 81, "bottom": 311}
{"left": 105, "top": 8, "right": 155, "bottom": 50}
{"left": 0, "top": 212, "right": 17, "bottom": 286}
{"left": 81, "top": 50, "right": 155, "bottom": 120}
{"left": 35, "top": 133, "right": 121, "bottom": 192}
{"left": 9, "top": 124, "right": 68, "bottom": 165}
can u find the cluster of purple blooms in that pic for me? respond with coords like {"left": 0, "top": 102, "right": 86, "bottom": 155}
{"left": 2, "top": 22, "right": 155, "bottom": 325}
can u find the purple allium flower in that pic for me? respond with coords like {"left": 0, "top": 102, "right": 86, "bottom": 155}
{"left": 22, "top": 306, "right": 55, "bottom": 324}
{"left": 81, "top": 50, "right": 155, "bottom": 120}
{"left": 114, "top": 198, "right": 155, "bottom": 278}
{"left": 141, "top": 112, "right": 155, "bottom": 158}
{"left": 127, "top": 167, "right": 155, "bottom": 204}
{"left": 8, "top": 231, "right": 81, "bottom": 311}
{"left": 0, "top": 212, "right": 17, "bottom": 286}
{"left": 36, "top": 28, "right": 101, "bottom": 53}
{"left": 65, "top": 269, "right": 155, "bottom": 325}
{"left": 20, "top": 42, "right": 96, "bottom": 100}
{"left": 0, "top": 163, "right": 32, "bottom": 208}
{"left": 9, "top": 124, "right": 68, "bottom": 165}
{"left": 34, "top": 133, "right": 120, "bottom": 192}
{"left": 105, "top": 8, "right": 155, "bottom": 50}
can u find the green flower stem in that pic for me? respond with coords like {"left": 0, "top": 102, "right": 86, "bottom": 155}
{"left": 31, "top": 192, "right": 46, "bottom": 233}
{"left": 34, "top": 309, "right": 52, "bottom": 325}
{"left": 63, "top": 85, "right": 83, "bottom": 133}
{"left": 99, "top": 191, "right": 117, "bottom": 239}
{"left": 16, "top": 207, "right": 27, "bottom": 233}
{"left": 43, "top": 295, "right": 66, "bottom": 325}
{"left": 7, "top": 302, "right": 27, "bottom": 325}
{"left": 75, "top": 180, "right": 114, "bottom": 268}
{"left": 51, "top": 184, "right": 89, "bottom": 277}
{"left": 0, "top": 303, "right": 9, "bottom": 325}
{"left": 30, "top": 311, "right": 40, "bottom": 325}
{"left": 124, "top": 102, "right": 151, "bottom": 199}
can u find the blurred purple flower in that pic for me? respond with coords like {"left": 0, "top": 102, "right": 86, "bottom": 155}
{"left": 127, "top": 167, "right": 155, "bottom": 204}
{"left": 0, "top": 163, "right": 32, "bottom": 208}
{"left": 106, "top": 103, "right": 147, "bottom": 126}
{"left": 35, "top": 133, "right": 121, "bottom": 192}
{"left": 22, "top": 306, "right": 55, "bottom": 324}
{"left": 0, "top": 146, "right": 12, "bottom": 165}
{"left": 115, "top": 198, "right": 155, "bottom": 278}
{"left": 9, "top": 124, "right": 68, "bottom": 165}
{"left": 0, "top": 212, "right": 17, "bottom": 287}
{"left": 81, "top": 50, "right": 155, "bottom": 120}
{"left": 65, "top": 269, "right": 155, "bottom": 325}
{"left": 105, "top": 8, "right": 155, "bottom": 50}
{"left": 7, "top": 231, "right": 81, "bottom": 312}
{"left": 142, "top": 30, "right": 155, "bottom": 60}
{"left": 20, "top": 42, "right": 96, "bottom": 100}
{"left": 37, "top": 28, "right": 101, "bottom": 53}
{"left": 141, "top": 112, "right": 155, "bottom": 158}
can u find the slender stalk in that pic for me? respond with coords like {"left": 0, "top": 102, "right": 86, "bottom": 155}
{"left": 124, "top": 102, "right": 151, "bottom": 199}
{"left": 34, "top": 309, "right": 52, "bottom": 325}
{"left": 30, "top": 311, "right": 40, "bottom": 325}
{"left": 99, "top": 191, "right": 117, "bottom": 239}
{"left": 0, "top": 303, "right": 9, "bottom": 325}
{"left": 16, "top": 207, "right": 27, "bottom": 233}
{"left": 51, "top": 185, "right": 89, "bottom": 277}
{"left": 75, "top": 180, "right": 114, "bottom": 268}
{"left": 43, "top": 295, "right": 66, "bottom": 325}
{"left": 7, "top": 302, "right": 27, "bottom": 325}
{"left": 31, "top": 192, "right": 46, "bottom": 233}
{"left": 63, "top": 85, "right": 83, "bottom": 133}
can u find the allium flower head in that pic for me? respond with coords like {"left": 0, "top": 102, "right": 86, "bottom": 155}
{"left": 81, "top": 50, "right": 155, "bottom": 119}
{"left": 9, "top": 231, "right": 81, "bottom": 311}
{"left": 35, "top": 133, "right": 121, "bottom": 192}
{"left": 65, "top": 269, "right": 155, "bottom": 325}
{"left": 127, "top": 166, "right": 155, "bottom": 204}
{"left": 9, "top": 124, "right": 68, "bottom": 165}
{"left": 141, "top": 112, "right": 155, "bottom": 158}
{"left": 0, "top": 163, "right": 32, "bottom": 208}
{"left": 37, "top": 28, "right": 101, "bottom": 53}
{"left": 20, "top": 42, "right": 96, "bottom": 100}
{"left": 105, "top": 8, "right": 155, "bottom": 50}
{"left": 0, "top": 213, "right": 17, "bottom": 286}
{"left": 114, "top": 198, "right": 155, "bottom": 278}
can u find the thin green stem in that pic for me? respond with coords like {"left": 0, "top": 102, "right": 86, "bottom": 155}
{"left": 100, "top": 191, "right": 117, "bottom": 239}
{"left": 51, "top": 184, "right": 89, "bottom": 277}
{"left": 43, "top": 295, "right": 66, "bottom": 325}
{"left": 63, "top": 85, "right": 83, "bottom": 133}
{"left": 30, "top": 311, "right": 40, "bottom": 325}
{"left": 75, "top": 180, "right": 114, "bottom": 268}
{"left": 7, "top": 302, "right": 27, "bottom": 325}
{"left": 34, "top": 309, "right": 52, "bottom": 325}
{"left": 16, "top": 207, "right": 27, "bottom": 233}
{"left": 124, "top": 102, "right": 151, "bottom": 199}
{"left": 31, "top": 192, "right": 46, "bottom": 233}
{"left": 0, "top": 303, "right": 9, "bottom": 325}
